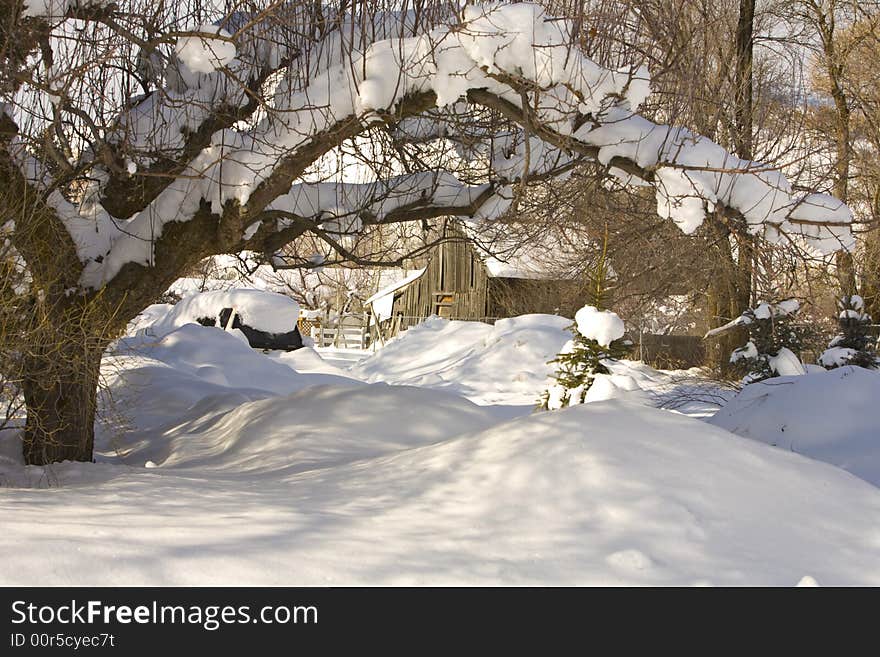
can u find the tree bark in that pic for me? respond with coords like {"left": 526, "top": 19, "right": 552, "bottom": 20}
{"left": 20, "top": 315, "right": 108, "bottom": 466}
{"left": 703, "top": 0, "right": 755, "bottom": 380}
{"left": 705, "top": 222, "right": 750, "bottom": 378}
{"left": 734, "top": 0, "right": 755, "bottom": 161}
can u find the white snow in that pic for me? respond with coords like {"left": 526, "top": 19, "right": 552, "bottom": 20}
{"left": 105, "top": 324, "right": 360, "bottom": 432}
{"left": 583, "top": 373, "right": 650, "bottom": 405}
{"left": 353, "top": 314, "right": 571, "bottom": 409}
{"left": 547, "top": 383, "right": 571, "bottom": 409}
{"left": 774, "top": 298, "right": 801, "bottom": 316}
{"left": 363, "top": 267, "right": 427, "bottom": 322}
{"left": 146, "top": 289, "right": 300, "bottom": 337}
{"left": 730, "top": 340, "right": 758, "bottom": 362}
{"left": 575, "top": 305, "right": 626, "bottom": 347}
{"left": 847, "top": 295, "right": 865, "bottom": 311}
{"left": 769, "top": 347, "right": 807, "bottom": 377}
{"left": 175, "top": 25, "right": 237, "bottom": 76}
{"left": 3, "top": 396, "right": 880, "bottom": 585}
{"left": 818, "top": 346, "right": 858, "bottom": 368}
{"left": 2, "top": 314, "right": 880, "bottom": 585}
{"left": 710, "top": 366, "right": 880, "bottom": 487}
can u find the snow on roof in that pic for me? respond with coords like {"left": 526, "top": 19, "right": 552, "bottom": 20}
{"left": 364, "top": 267, "right": 427, "bottom": 306}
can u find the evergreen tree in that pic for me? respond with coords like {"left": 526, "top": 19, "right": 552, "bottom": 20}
{"left": 728, "top": 299, "right": 806, "bottom": 382}
{"left": 539, "top": 230, "right": 630, "bottom": 410}
{"left": 819, "top": 295, "right": 878, "bottom": 369}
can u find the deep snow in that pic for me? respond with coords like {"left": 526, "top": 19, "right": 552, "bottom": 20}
{"left": 710, "top": 366, "right": 880, "bottom": 487}
{"left": 352, "top": 314, "right": 572, "bottom": 409}
{"left": 1, "top": 311, "right": 879, "bottom": 585}
{"left": 2, "top": 396, "right": 879, "bottom": 585}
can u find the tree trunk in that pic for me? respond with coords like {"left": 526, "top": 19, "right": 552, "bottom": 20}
{"left": 703, "top": 0, "right": 754, "bottom": 379}
{"left": 816, "top": 9, "right": 857, "bottom": 296}
{"left": 21, "top": 334, "right": 104, "bottom": 466}
{"left": 733, "top": 0, "right": 755, "bottom": 161}
{"left": 705, "top": 223, "right": 750, "bottom": 378}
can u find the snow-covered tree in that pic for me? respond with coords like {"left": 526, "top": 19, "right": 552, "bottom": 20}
{"left": 540, "top": 305, "right": 629, "bottom": 410}
{"left": 719, "top": 299, "right": 806, "bottom": 382}
{"left": 0, "top": 1, "right": 857, "bottom": 464}
{"left": 819, "top": 295, "right": 878, "bottom": 369}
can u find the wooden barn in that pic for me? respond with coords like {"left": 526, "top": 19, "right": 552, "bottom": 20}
{"left": 364, "top": 224, "right": 590, "bottom": 340}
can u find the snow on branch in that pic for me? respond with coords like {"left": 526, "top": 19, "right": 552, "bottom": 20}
{"left": 269, "top": 171, "right": 494, "bottom": 227}
{"left": 76, "top": 3, "right": 650, "bottom": 287}
{"left": 571, "top": 108, "right": 856, "bottom": 252}
{"left": 22, "top": 2, "right": 852, "bottom": 290}
{"left": 470, "top": 83, "right": 855, "bottom": 254}
{"left": 105, "top": 11, "right": 302, "bottom": 170}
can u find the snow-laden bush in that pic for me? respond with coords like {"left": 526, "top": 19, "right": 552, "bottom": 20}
{"left": 726, "top": 299, "right": 806, "bottom": 383}
{"left": 818, "top": 295, "right": 878, "bottom": 370}
{"left": 540, "top": 305, "right": 630, "bottom": 410}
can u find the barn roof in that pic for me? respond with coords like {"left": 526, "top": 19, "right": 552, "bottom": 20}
{"left": 363, "top": 267, "right": 428, "bottom": 307}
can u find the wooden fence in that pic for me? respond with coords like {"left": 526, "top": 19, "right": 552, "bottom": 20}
{"left": 627, "top": 333, "right": 705, "bottom": 370}
{"left": 310, "top": 325, "right": 369, "bottom": 349}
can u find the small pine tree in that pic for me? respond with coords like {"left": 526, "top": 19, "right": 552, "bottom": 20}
{"left": 539, "top": 228, "right": 630, "bottom": 410}
{"left": 729, "top": 299, "right": 806, "bottom": 383}
{"left": 818, "top": 295, "right": 878, "bottom": 369}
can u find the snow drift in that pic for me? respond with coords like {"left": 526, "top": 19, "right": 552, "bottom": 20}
{"left": 2, "top": 399, "right": 879, "bottom": 585}
{"left": 104, "top": 324, "right": 360, "bottom": 432}
{"left": 114, "top": 384, "right": 502, "bottom": 474}
{"left": 710, "top": 366, "right": 880, "bottom": 487}
{"left": 353, "top": 314, "right": 571, "bottom": 406}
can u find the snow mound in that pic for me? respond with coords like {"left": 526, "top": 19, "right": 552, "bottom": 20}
{"left": 126, "top": 303, "right": 174, "bottom": 335}
{"left": 584, "top": 373, "right": 649, "bottom": 404}
{"left": 120, "top": 384, "right": 501, "bottom": 474}
{"left": 147, "top": 289, "right": 299, "bottom": 337}
{"left": 105, "top": 324, "right": 360, "bottom": 432}
{"left": 4, "top": 400, "right": 880, "bottom": 584}
{"left": 709, "top": 366, "right": 880, "bottom": 486}
{"left": 353, "top": 314, "right": 571, "bottom": 406}
{"left": 269, "top": 346, "right": 351, "bottom": 377}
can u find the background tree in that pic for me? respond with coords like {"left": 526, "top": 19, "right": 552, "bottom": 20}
{"left": 803, "top": 2, "right": 880, "bottom": 316}
{"left": 818, "top": 294, "right": 878, "bottom": 368}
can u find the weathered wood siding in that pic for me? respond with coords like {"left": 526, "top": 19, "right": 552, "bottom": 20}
{"left": 395, "top": 237, "right": 490, "bottom": 319}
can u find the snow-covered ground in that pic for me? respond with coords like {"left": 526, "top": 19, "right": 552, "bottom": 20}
{"left": 1, "top": 311, "right": 879, "bottom": 585}
{"left": 710, "top": 366, "right": 880, "bottom": 487}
